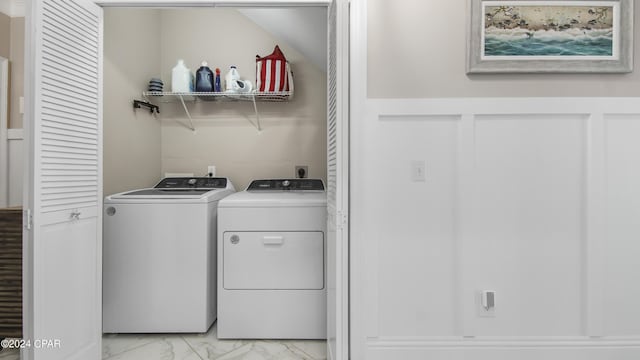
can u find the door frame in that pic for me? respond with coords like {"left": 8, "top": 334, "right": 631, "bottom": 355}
{"left": 0, "top": 57, "right": 8, "bottom": 208}
{"left": 23, "top": 0, "right": 104, "bottom": 358}
{"left": 23, "top": 0, "right": 351, "bottom": 357}
{"left": 347, "top": 0, "right": 365, "bottom": 359}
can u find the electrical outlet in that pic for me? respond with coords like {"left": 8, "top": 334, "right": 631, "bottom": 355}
{"left": 478, "top": 290, "right": 496, "bottom": 317}
{"left": 207, "top": 165, "right": 216, "bottom": 177}
{"left": 295, "top": 165, "right": 308, "bottom": 179}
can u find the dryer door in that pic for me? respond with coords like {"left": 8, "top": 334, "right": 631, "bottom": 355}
{"left": 223, "top": 231, "right": 324, "bottom": 290}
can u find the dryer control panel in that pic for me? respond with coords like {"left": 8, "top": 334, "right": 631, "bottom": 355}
{"left": 247, "top": 179, "right": 325, "bottom": 191}
{"left": 155, "top": 177, "right": 228, "bottom": 189}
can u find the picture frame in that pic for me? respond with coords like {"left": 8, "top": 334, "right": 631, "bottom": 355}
{"left": 467, "top": 0, "right": 633, "bottom": 73}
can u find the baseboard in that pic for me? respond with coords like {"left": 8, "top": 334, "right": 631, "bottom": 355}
{"left": 365, "top": 336, "right": 640, "bottom": 360}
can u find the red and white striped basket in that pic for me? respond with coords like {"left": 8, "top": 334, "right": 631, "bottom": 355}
{"left": 255, "top": 45, "right": 294, "bottom": 100}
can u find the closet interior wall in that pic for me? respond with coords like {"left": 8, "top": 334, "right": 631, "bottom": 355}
{"left": 104, "top": 8, "right": 327, "bottom": 194}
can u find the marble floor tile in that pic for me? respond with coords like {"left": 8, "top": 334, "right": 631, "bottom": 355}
{"left": 102, "top": 333, "right": 162, "bottom": 358}
{"left": 0, "top": 349, "right": 20, "bottom": 360}
{"left": 214, "top": 341, "right": 317, "bottom": 360}
{"left": 103, "top": 336, "right": 199, "bottom": 360}
{"left": 284, "top": 341, "right": 326, "bottom": 360}
{"left": 181, "top": 325, "right": 248, "bottom": 360}
{"left": 103, "top": 323, "right": 327, "bottom": 360}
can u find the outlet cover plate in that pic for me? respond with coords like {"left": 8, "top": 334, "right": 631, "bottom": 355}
{"left": 477, "top": 290, "right": 496, "bottom": 318}
{"left": 295, "top": 165, "right": 308, "bottom": 179}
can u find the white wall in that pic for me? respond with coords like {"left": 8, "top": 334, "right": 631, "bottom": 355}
{"left": 367, "top": 0, "right": 640, "bottom": 98}
{"left": 9, "top": 16, "right": 24, "bottom": 129}
{"left": 351, "top": 1, "right": 640, "bottom": 359}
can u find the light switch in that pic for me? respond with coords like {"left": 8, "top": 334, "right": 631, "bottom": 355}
{"left": 411, "top": 160, "right": 426, "bottom": 182}
{"left": 19, "top": 96, "right": 24, "bottom": 114}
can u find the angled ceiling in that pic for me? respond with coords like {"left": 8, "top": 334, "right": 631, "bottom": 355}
{"left": 239, "top": 7, "right": 327, "bottom": 72}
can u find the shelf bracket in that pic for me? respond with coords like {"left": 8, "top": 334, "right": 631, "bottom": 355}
{"left": 249, "top": 95, "right": 262, "bottom": 132}
{"left": 133, "top": 99, "right": 159, "bottom": 114}
{"left": 177, "top": 94, "right": 196, "bottom": 132}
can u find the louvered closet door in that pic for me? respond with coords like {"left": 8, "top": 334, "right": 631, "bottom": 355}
{"left": 327, "top": 0, "right": 349, "bottom": 359}
{"left": 24, "top": 0, "right": 103, "bottom": 359}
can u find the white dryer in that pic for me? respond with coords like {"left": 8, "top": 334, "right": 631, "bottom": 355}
{"left": 217, "top": 179, "right": 327, "bottom": 339}
{"left": 103, "top": 177, "right": 235, "bottom": 333}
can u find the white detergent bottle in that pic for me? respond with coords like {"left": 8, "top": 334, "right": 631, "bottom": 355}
{"left": 225, "top": 66, "right": 240, "bottom": 92}
{"left": 171, "top": 59, "right": 192, "bottom": 93}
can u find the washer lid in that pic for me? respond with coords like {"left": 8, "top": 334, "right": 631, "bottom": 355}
{"left": 107, "top": 188, "right": 234, "bottom": 201}
{"left": 117, "top": 189, "right": 211, "bottom": 197}
{"left": 105, "top": 177, "right": 235, "bottom": 202}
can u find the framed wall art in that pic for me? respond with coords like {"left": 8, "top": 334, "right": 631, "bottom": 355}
{"left": 467, "top": 0, "right": 633, "bottom": 73}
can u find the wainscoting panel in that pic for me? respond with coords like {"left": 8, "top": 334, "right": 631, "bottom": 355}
{"left": 466, "top": 114, "right": 586, "bottom": 337}
{"left": 374, "top": 115, "right": 460, "bottom": 337}
{"left": 603, "top": 114, "right": 640, "bottom": 336}
{"left": 352, "top": 98, "right": 640, "bottom": 359}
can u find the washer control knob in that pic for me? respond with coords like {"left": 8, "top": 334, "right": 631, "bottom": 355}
{"left": 230, "top": 235, "right": 240, "bottom": 244}
{"left": 282, "top": 180, "right": 291, "bottom": 188}
{"left": 188, "top": 178, "right": 197, "bottom": 186}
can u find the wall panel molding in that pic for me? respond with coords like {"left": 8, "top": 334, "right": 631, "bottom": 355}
{"left": 353, "top": 97, "right": 640, "bottom": 358}
{"left": 365, "top": 337, "right": 640, "bottom": 360}
{"left": 367, "top": 98, "right": 640, "bottom": 117}
{"left": 585, "top": 112, "right": 606, "bottom": 337}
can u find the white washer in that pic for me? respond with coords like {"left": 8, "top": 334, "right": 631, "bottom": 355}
{"left": 217, "top": 179, "right": 327, "bottom": 339}
{"left": 103, "top": 177, "right": 235, "bottom": 333}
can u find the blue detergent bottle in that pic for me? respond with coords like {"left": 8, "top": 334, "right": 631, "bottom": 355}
{"left": 195, "top": 61, "right": 214, "bottom": 93}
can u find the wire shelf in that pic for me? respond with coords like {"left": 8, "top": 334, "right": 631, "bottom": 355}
{"left": 142, "top": 91, "right": 293, "bottom": 102}
{"left": 140, "top": 91, "right": 293, "bottom": 132}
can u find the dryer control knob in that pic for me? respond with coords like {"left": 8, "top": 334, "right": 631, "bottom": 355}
{"left": 282, "top": 180, "right": 291, "bottom": 187}
{"left": 188, "top": 178, "right": 197, "bottom": 186}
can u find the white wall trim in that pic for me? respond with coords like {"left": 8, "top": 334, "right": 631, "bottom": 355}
{"left": 365, "top": 338, "right": 640, "bottom": 360}
{"left": 7, "top": 128, "right": 23, "bottom": 207}
{"left": 8, "top": 128, "right": 23, "bottom": 140}
{"left": 0, "top": 57, "right": 8, "bottom": 208}
{"left": 367, "top": 336, "right": 640, "bottom": 347}
{"left": 367, "top": 97, "right": 640, "bottom": 116}
{"left": 349, "top": 1, "right": 367, "bottom": 360}
{"left": 365, "top": 337, "right": 640, "bottom": 360}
